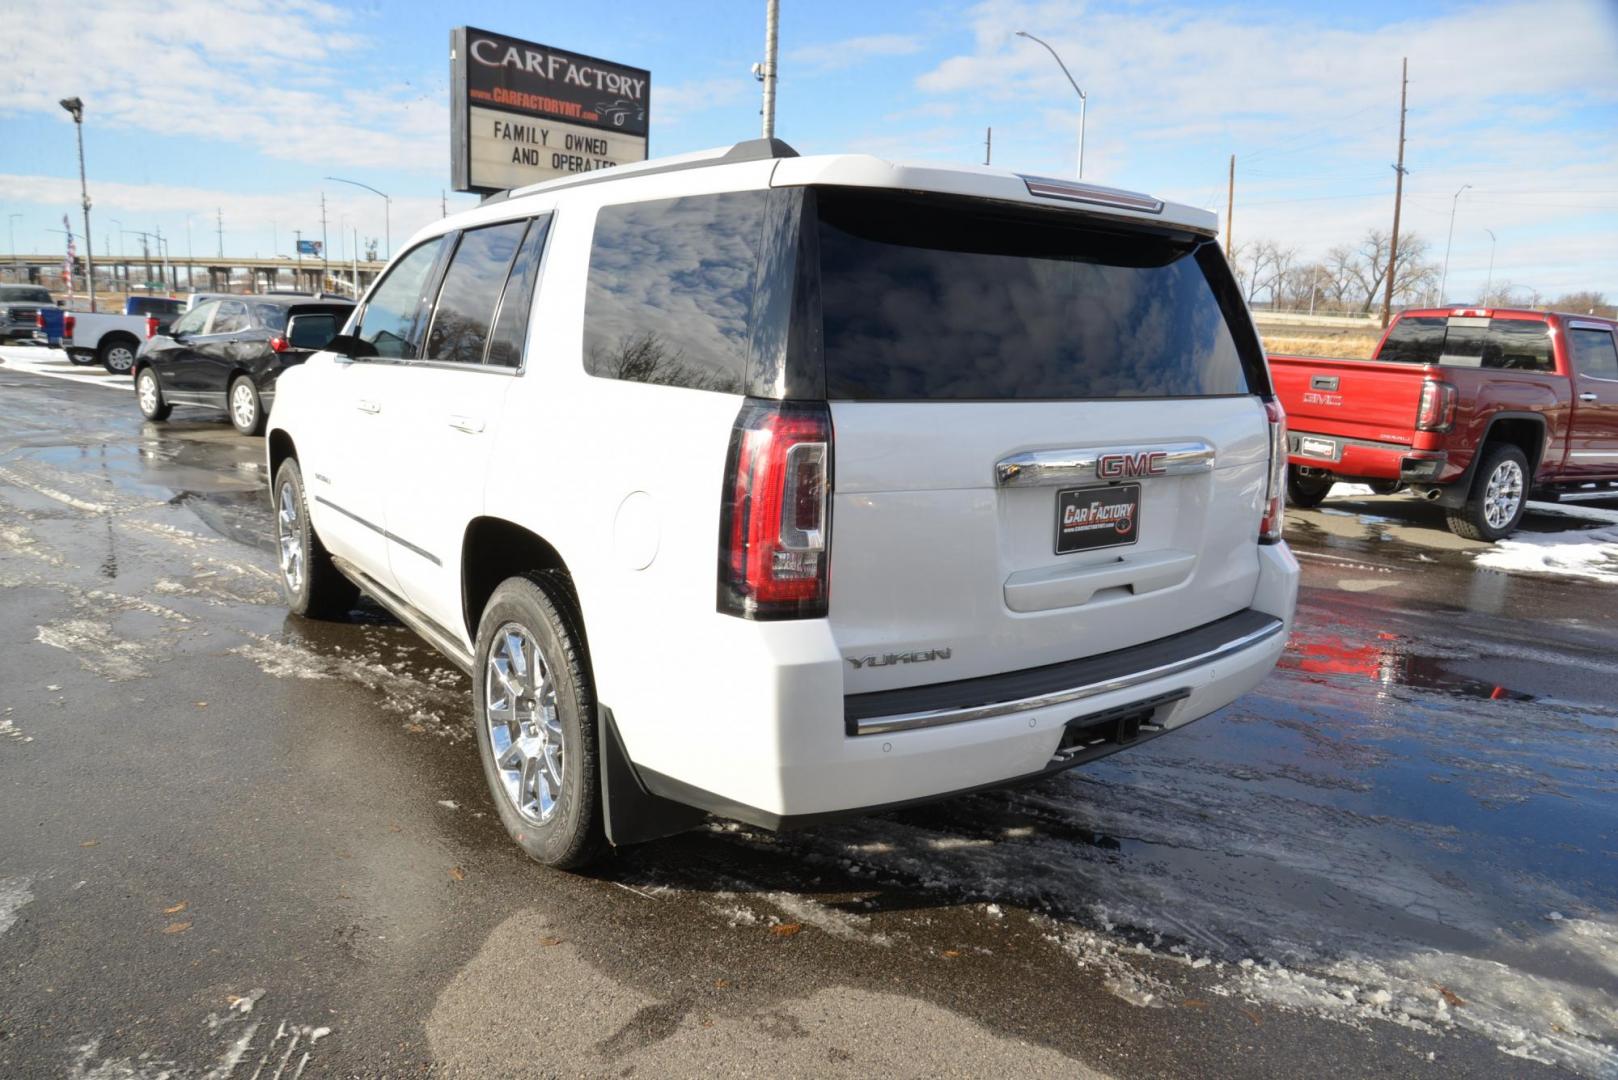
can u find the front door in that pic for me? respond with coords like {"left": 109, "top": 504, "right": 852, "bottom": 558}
{"left": 1567, "top": 322, "right": 1618, "bottom": 479}
{"left": 151, "top": 301, "right": 215, "bottom": 399}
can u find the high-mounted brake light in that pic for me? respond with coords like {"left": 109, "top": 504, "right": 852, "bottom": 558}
{"left": 1416, "top": 379, "right": 1457, "bottom": 433}
{"left": 63, "top": 313, "right": 75, "bottom": 342}
{"left": 1260, "top": 399, "right": 1286, "bottom": 544}
{"left": 144, "top": 315, "right": 159, "bottom": 339}
{"left": 718, "top": 400, "right": 832, "bottom": 620}
{"left": 1019, "top": 175, "right": 1165, "bottom": 214}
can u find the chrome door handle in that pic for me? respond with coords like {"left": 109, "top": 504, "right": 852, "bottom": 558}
{"left": 447, "top": 414, "right": 485, "bottom": 434}
{"left": 356, "top": 399, "right": 381, "bottom": 414}
{"left": 1579, "top": 392, "right": 1599, "bottom": 403}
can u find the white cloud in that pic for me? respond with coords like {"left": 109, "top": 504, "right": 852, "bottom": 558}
{"left": 788, "top": 33, "right": 925, "bottom": 72}
{"left": 0, "top": 0, "right": 443, "bottom": 172}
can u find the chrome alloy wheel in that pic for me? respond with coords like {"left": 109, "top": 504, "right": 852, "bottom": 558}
{"left": 137, "top": 371, "right": 158, "bottom": 415}
{"left": 276, "top": 480, "right": 304, "bottom": 593}
{"left": 1484, "top": 458, "right": 1525, "bottom": 530}
{"left": 485, "top": 623, "right": 565, "bottom": 824}
{"left": 106, "top": 345, "right": 135, "bottom": 373}
{"left": 231, "top": 382, "right": 257, "bottom": 429}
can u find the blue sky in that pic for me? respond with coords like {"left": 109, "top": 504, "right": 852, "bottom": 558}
{"left": 2, "top": 0, "right": 1615, "bottom": 299}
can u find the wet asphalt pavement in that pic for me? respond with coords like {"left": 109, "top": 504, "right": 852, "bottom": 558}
{"left": 1, "top": 349, "right": 1615, "bottom": 1079}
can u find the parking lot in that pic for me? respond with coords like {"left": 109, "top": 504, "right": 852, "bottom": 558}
{"left": 1, "top": 348, "right": 1614, "bottom": 1078}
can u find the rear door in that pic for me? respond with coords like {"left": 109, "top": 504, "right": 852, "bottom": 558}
{"left": 191, "top": 299, "right": 252, "bottom": 400}
{"left": 812, "top": 190, "right": 1274, "bottom": 692}
{"left": 1566, "top": 321, "right": 1618, "bottom": 478}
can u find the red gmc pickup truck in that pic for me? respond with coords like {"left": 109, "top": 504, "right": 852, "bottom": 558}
{"left": 1270, "top": 308, "right": 1618, "bottom": 540}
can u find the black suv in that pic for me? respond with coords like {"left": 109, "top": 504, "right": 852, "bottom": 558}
{"left": 134, "top": 295, "right": 354, "bottom": 435}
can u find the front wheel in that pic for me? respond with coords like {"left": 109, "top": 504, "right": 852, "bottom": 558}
{"left": 273, "top": 458, "right": 358, "bottom": 619}
{"left": 1446, "top": 444, "right": 1529, "bottom": 541}
{"left": 229, "top": 375, "right": 265, "bottom": 436}
{"left": 473, "top": 575, "right": 603, "bottom": 869}
{"left": 1286, "top": 467, "right": 1333, "bottom": 509}
{"left": 100, "top": 337, "right": 138, "bottom": 375}
{"left": 135, "top": 367, "right": 171, "bottom": 421}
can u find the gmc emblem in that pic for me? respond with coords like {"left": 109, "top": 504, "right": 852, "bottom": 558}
{"left": 1096, "top": 451, "right": 1167, "bottom": 479}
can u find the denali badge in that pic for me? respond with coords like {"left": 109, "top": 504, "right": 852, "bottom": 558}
{"left": 1097, "top": 451, "right": 1167, "bottom": 479}
{"left": 846, "top": 648, "right": 952, "bottom": 670}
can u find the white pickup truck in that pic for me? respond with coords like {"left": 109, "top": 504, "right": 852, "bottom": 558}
{"left": 64, "top": 296, "right": 185, "bottom": 373}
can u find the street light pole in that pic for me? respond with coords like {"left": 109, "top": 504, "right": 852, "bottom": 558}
{"left": 1439, "top": 183, "right": 1471, "bottom": 304}
{"left": 59, "top": 97, "right": 96, "bottom": 312}
{"left": 6, "top": 214, "right": 19, "bottom": 279}
{"left": 1016, "top": 30, "right": 1087, "bottom": 179}
{"left": 1483, "top": 228, "right": 1497, "bottom": 303}
{"left": 325, "top": 176, "right": 391, "bottom": 260}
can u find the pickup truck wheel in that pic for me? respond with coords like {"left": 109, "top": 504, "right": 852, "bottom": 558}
{"left": 473, "top": 576, "right": 603, "bottom": 869}
{"left": 272, "top": 458, "right": 359, "bottom": 619}
{"left": 67, "top": 351, "right": 97, "bottom": 366}
{"left": 1366, "top": 480, "right": 1403, "bottom": 496}
{"left": 229, "top": 376, "right": 265, "bottom": 436}
{"left": 1447, "top": 444, "right": 1528, "bottom": 541}
{"left": 135, "top": 368, "right": 171, "bottom": 421}
{"left": 100, "top": 336, "right": 138, "bottom": 375}
{"left": 1285, "top": 468, "right": 1333, "bottom": 509}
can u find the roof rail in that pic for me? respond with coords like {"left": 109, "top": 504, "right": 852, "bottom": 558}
{"left": 479, "top": 137, "right": 800, "bottom": 205}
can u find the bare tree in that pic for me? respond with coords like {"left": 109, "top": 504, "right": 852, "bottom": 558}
{"left": 1551, "top": 290, "right": 1611, "bottom": 316}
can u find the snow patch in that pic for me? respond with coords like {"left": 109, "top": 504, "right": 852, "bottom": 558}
{"left": 1331, "top": 483, "right": 1378, "bottom": 497}
{"left": 0, "top": 875, "right": 33, "bottom": 936}
{"left": 1475, "top": 523, "right": 1618, "bottom": 583}
{"left": 765, "top": 892, "right": 892, "bottom": 946}
{"left": 36, "top": 619, "right": 148, "bottom": 680}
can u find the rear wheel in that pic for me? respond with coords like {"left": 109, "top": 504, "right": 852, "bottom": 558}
{"left": 473, "top": 575, "right": 603, "bottom": 869}
{"left": 1446, "top": 444, "right": 1528, "bottom": 541}
{"left": 135, "top": 367, "right": 171, "bottom": 421}
{"left": 100, "top": 336, "right": 138, "bottom": 375}
{"left": 1286, "top": 467, "right": 1333, "bottom": 509}
{"left": 1366, "top": 480, "right": 1403, "bottom": 496}
{"left": 229, "top": 375, "right": 265, "bottom": 436}
{"left": 273, "top": 458, "right": 358, "bottom": 618}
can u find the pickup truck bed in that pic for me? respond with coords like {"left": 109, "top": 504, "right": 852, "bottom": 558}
{"left": 1270, "top": 308, "right": 1618, "bottom": 540}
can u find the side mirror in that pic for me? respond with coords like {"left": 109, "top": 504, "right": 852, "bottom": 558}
{"left": 320, "top": 332, "right": 376, "bottom": 359}
{"left": 285, "top": 313, "right": 339, "bottom": 351}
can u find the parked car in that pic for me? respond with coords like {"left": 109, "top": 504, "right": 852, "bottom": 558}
{"left": 63, "top": 296, "right": 184, "bottom": 373}
{"left": 1270, "top": 307, "right": 1618, "bottom": 539}
{"left": 0, "top": 285, "right": 58, "bottom": 344}
{"left": 265, "top": 138, "right": 1299, "bottom": 868}
{"left": 135, "top": 295, "right": 353, "bottom": 435}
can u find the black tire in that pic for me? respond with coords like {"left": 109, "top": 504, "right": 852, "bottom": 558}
{"left": 1366, "top": 480, "right": 1403, "bottom": 496}
{"left": 100, "top": 335, "right": 139, "bottom": 375}
{"left": 1446, "top": 443, "right": 1529, "bottom": 541}
{"left": 272, "top": 458, "right": 359, "bottom": 619}
{"left": 67, "top": 350, "right": 97, "bottom": 366}
{"left": 229, "top": 375, "right": 265, "bottom": 436}
{"left": 135, "top": 367, "right": 172, "bottom": 421}
{"left": 473, "top": 575, "right": 604, "bottom": 869}
{"left": 1286, "top": 467, "right": 1333, "bottom": 509}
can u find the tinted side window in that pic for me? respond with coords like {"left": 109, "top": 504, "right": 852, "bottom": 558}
{"left": 1572, "top": 328, "right": 1618, "bottom": 378}
{"left": 487, "top": 216, "right": 551, "bottom": 369}
{"left": 425, "top": 220, "right": 529, "bottom": 364}
{"left": 170, "top": 303, "right": 214, "bottom": 336}
{"left": 212, "top": 301, "right": 250, "bottom": 335}
{"left": 1483, "top": 319, "right": 1553, "bottom": 371}
{"left": 817, "top": 190, "right": 1251, "bottom": 400}
{"left": 1379, "top": 316, "right": 1447, "bottom": 363}
{"left": 253, "top": 303, "right": 287, "bottom": 330}
{"left": 583, "top": 191, "right": 766, "bottom": 393}
{"left": 357, "top": 239, "right": 445, "bottom": 359}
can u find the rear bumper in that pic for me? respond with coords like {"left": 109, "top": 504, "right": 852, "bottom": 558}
{"left": 1288, "top": 429, "right": 1446, "bottom": 483}
{"left": 610, "top": 543, "right": 1298, "bottom": 830}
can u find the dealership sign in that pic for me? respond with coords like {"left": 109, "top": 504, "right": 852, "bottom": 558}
{"left": 450, "top": 26, "right": 650, "bottom": 195}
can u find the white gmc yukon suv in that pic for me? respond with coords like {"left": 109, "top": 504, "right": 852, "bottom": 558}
{"left": 267, "top": 139, "right": 1298, "bottom": 867}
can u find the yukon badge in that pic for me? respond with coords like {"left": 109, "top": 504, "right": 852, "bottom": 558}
{"left": 1096, "top": 451, "right": 1167, "bottom": 479}
{"left": 847, "top": 648, "right": 953, "bottom": 670}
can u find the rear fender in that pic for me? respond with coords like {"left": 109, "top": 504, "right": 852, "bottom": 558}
{"left": 1417, "top": 411, "right": 1545, "bottom": 508}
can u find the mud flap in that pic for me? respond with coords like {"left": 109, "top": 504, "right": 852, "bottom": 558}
{"left": 598, "top": 706, "right": 709, "bottom": 846}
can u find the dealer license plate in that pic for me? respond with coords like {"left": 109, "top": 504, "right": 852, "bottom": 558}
{"left": 1298, "top": 436, "right": 1338, "bottom": 460}
{"left": 1056, "top": 484, "right": 1140, "bottom": 554}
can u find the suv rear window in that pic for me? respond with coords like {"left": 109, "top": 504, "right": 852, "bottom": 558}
{"left": 1380, "top": 315, "right": 1554, "bottom": 372}
{"left": 583, "top": 191, "right": 766, "bottom": 394}
{"left": 815, "top": 191, "right": 1255, "bottom": 401}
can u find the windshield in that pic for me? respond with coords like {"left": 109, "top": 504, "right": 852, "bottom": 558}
{"left": 814, "top": 190, "right": 1261, "bottom": 401}
{"left": 0, "top": 286, "right": 53, "bottom": 304}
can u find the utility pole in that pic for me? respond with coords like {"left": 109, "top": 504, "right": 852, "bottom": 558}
{"left": 1225, "top": 154, "right": 1235, "bottom": 257}
{"left": 758, "top": 0, "right": 780, "bottom": 139}
{"left": 295, "top": 229, "right": 303, "bottom": 286}
{"left": 320, "top": 191, "right": 329, "bottom": 289}
{"left": 441, "top": 190, "right": 448, "bottom": 218}
{"left": 216, "top": 207, "right": 223, "bottom": 258}
{"left": 1380, "top": 57, "right": 1408, "bottom": 330}
{"left": 1483, "top": 228, "right": 1497, "bottom": 303}
{"left": 984, "top": 127, "right": 992, "bottom": 166}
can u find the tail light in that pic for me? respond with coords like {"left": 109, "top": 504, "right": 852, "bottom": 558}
{"left": 34, "top": 311, "right": 44, "bottom": 329}
{"left": 63, "top": 313, "right": 75, "bottom": 342}
{"left": 269, "top": 335, "right": 288, "bottom": 353}
{"left": 145, "top": 315, "right": 159, "bottom": 339}
{"left": 1416, "top": 379, "right": 1457, "bottom": 433}
{"left": 718, "top": 399, "right": 832, "bottom": 620}
{"left": 1260, "top": 399, "right": 1286, "bottom": 544}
